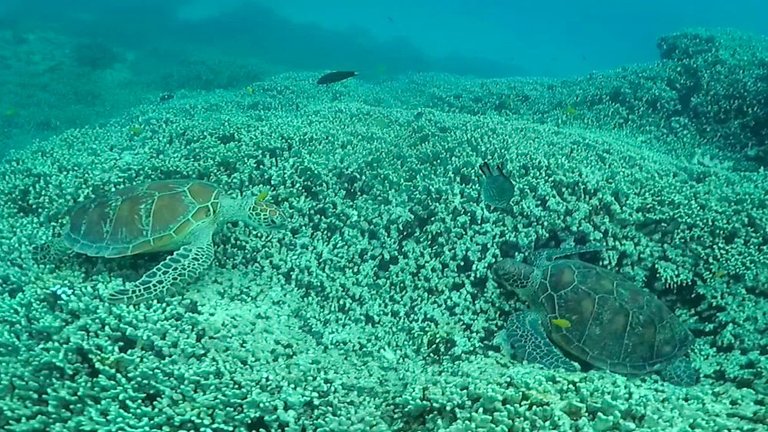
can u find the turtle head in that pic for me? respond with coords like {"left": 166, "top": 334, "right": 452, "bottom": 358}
{"left": 241, "top": 192, "right": 288, "bottom": 231}
{"left": 492, "top": 258, "right": 537, "bottom": 299}
{"left": 247, "top": 199, "right": 286, "bottom": 230}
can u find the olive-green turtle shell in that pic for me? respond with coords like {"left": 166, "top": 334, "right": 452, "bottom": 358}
{"left": 534, "top": 259, "right": 693, "bottom": 375}
{"left": 63, "top": 180, "right": 222, "bottom": 258}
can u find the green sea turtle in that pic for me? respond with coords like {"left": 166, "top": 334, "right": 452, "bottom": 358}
{"left": 492, "top": 246, "right": 699, "bottom": 386}
{"left": 55, "top": 179, "right": 286, "bottom": 304}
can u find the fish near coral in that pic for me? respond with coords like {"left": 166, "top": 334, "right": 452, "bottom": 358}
{"left": 479, "top": 161, "right": 515, "bottom": 209}
{"left": 317, "top": 71, "right": 357, "bottom": 85}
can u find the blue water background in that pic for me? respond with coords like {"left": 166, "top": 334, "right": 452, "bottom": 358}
{"left": 2, "top": 0, "right": 767, "bottom": 78}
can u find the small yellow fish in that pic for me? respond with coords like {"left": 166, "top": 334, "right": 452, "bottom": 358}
{"left": 245, "top": 85, "right": 255, "bottom": 95}
{"left": 256, "top": 191, "right": 269, "bottom": 202}
{"left": 564, "top": 105, "right": 578, "bottom": 116}
{"left": 551, "top": 318, "right": 572, "bottom": 329}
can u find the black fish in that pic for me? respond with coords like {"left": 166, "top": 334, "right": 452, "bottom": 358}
{"left": 479, "top": 162, "right": 515, "bottom": 209}
{"left": 317, "top": 71, "right": 357, "bottom": 85}
{"left": 158, "top": 92, "right": 175, "bottom": 102}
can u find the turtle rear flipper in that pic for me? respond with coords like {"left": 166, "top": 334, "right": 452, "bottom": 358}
{"left": 659, "top": 356, "right": 699, "bottom": 387}
{"left": 106, "top": 239, "right": 214, "bottom": 304}
{"left": 497, "top": 311, "right": 578, "bottom": 371}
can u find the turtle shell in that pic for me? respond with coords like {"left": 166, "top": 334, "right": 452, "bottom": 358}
{"left": 533, "top": 259, "right": 693, "bottom": 375}
{"left": 63, "top": 179, "right": 222, "bottom": 258}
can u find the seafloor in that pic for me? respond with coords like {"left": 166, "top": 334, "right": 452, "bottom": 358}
{"left": 0, "top": 29, "right": 766, "bottom": 431}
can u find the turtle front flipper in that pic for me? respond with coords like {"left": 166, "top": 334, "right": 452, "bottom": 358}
{"left": 534, "top": 245, "right": 605, "bottom": 266}
{"left": 106, "top": 241, "right": 214, "bottom": 304}
{"left": 497, "top": 311, "right": 578, "bottom": 372}
{"left": 35, "top": 238, "right": 74, "bottom": 264}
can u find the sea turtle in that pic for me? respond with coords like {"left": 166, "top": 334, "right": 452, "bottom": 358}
{"left": 54, "top": 179, "right": 286, "bottom": 304}
{"left": 491, "top": 246, "right": 699, "bottom": 386}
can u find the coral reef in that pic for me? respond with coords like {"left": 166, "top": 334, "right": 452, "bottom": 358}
{"left": 0, "top": 29, "right": 277, "bottom": 158}
{"left": 0, "top": 29, "right": 766, "bottom": 431}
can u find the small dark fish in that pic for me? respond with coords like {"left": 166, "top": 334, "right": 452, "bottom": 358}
{"left": 317, "top": 71, "right": 357, "bottom": 85}
{"left": 158, "top": 93, "right": 175, "bottom": 102}
{"left": 479, "top": 162, "right": 515, "bottom": 209}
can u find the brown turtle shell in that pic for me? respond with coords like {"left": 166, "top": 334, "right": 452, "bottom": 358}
{"left": 536, "top": 259, "right": 693, "bottom": 375}
{"left": 63, "top": 180, "right": 222, "bottom": 258}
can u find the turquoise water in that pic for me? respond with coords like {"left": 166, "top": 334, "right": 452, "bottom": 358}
{"left": 0, "top": 2, "right": 767, "bottom": 431}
